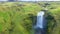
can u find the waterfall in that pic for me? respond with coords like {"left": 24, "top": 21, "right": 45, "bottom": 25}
{"left": 34, "top": 11, "right": 46, "bottom": 34}
{"left": 35, "top": 11, "right": 45, "bottom": 29}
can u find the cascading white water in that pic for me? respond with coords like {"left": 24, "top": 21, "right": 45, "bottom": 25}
{"left": 35, "top": 11, "right": 45, "bottom": 29}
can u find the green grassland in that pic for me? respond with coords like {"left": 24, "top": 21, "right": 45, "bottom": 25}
{"left": 0, "top": 2, "right": 60, "bottom": 34}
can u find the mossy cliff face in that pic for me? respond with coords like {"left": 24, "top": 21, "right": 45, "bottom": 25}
{"left": 46, "top": 8, "right": 60, "bottom": 34}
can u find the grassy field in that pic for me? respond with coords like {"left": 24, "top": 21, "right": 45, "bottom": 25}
{"left": 0, "top": 2, "right": 60, "bottom": 34}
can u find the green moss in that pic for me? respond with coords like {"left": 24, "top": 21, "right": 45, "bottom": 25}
{"left": 0, "top": 2, "right": 41, "bottom": 34}
{"left": 47, "top": 7, "right": 60, "bottom": 34}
